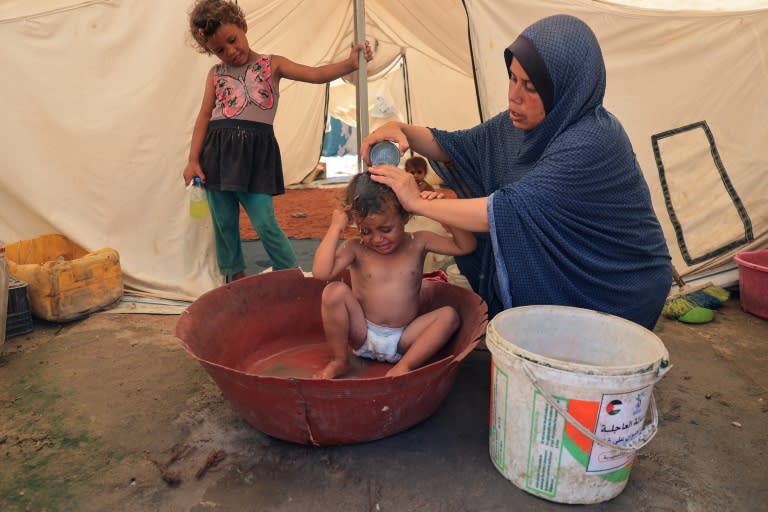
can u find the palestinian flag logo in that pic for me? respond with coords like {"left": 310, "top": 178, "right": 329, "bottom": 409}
{"left": 606, "top": 399, "right": 623, "bottom": 415}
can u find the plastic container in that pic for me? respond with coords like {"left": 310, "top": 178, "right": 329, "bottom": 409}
{"left": 369, "top": 141, "right": 401, "bottom": 166}
{"left": 734, "top": 249, "right": 768, "bottom": 319}
{"left": 7, "top": 276, "right": 33, "bottom": 338}
{"left": 190, "top": 176, "right": 208, "bottom": 219}
{"left": 5, "top": 234, "right": 123, "bottom": 322}
{"left": 0, "top": 244, "right": 8, "bottom": 348}
{"left": 486, "top": 305, "right": 670, "bottom": 504}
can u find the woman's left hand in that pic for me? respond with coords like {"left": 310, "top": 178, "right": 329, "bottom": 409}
{"left": 368, "top": 165, "right": 422, "bottom": 213}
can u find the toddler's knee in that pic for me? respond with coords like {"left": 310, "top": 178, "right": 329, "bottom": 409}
{"left": 321, "top": 281, "right": 352, "bottom": 306}
{"left": 440, "top": 306, "right": 461, "bottom": 331}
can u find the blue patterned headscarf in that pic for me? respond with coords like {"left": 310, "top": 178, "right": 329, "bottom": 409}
{"left": 430, "top": 15, "right": 671, "bottom": 329}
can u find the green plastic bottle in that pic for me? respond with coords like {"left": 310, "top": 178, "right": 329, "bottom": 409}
{"left": 190, "top": 176, "right": 208, "bottom": 219}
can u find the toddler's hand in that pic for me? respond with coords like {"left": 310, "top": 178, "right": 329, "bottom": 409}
{"left": 419, "top": 190, "right": 445, "bottom": 200}
{"left": 330, "top": 208, "right": 350, "bottom": 232}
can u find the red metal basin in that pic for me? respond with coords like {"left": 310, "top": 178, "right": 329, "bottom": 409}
{"left": 175, "top": 269, "right": 487, "bottom": 446}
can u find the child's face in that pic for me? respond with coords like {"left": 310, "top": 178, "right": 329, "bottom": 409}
{"left": 205, "top": 23, "right": 251, "bottom": 66}
{"left": 353, "top": 204, "right": 409, "bottom": 255}
{"left": 406, "top": 166, "right": 427, "bottom": 182}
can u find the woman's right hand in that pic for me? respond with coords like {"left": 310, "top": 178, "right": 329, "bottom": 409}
{"left": 368, "top": 164, "right": 423, "bottom": 214}
{"left": 360, "top": 122, "right": 409, "bottom": 165}
{"left": 183, "top": 161, "right": 205, "bottom": 186}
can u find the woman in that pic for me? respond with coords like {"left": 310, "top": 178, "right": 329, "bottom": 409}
{"left": 364, "top": 14, "right": 671, "bottom": 329}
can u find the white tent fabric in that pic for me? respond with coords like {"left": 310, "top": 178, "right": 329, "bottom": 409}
{"left": 0, "top": 0, "right": 766, "bottom": 301}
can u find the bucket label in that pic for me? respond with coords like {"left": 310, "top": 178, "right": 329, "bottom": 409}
{"left": 489, "top": 362, "right": 509, "bottom": 471}
{"left": 525, "top": 386, "right": 653, "bottom": 489}
{"left": 586, "top": 386, "right": 653, "bottom": 473}
{"left": 524, "top": 391, "right": 567, "bottom": 496}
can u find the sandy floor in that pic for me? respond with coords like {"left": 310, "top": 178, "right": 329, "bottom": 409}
{"left": 1, "top": 291, "right": 766, "bottom": 511}
{"left": 240, "top": 186, "right": 352, "bottom": 241}
{"left": 240, "top": 186, "right": 457, "bottom": 240}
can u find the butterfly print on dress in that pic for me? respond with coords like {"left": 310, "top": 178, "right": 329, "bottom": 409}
{"left": 215, "top": 56, "right": 274, "bottom": 118}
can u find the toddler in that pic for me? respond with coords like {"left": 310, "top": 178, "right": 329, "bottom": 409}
{"left": 312, "top": 173, "right": 476, "bottom": 379}
{"left": 404, "top": 156, "right": 435, "bottom": 192}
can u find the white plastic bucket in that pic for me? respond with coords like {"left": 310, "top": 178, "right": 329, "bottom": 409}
{"left": 486, "top": 305, "right": 671, "bottom": 504}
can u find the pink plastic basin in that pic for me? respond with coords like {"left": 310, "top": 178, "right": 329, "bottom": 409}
{"left": 734, "top": 249, "right": 768, "bottom": 320}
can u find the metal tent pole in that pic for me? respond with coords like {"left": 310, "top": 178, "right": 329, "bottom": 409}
{"left": 353, "top": 0, "right": 368, "bottom": 172}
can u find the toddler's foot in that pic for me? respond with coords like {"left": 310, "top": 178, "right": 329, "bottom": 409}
{"left": 313, "top": 359, "right": 351, "bottom": 379}
{"left": 229, "top": 271, "right": 246, "bottom": 282}
{"left": 385, "top": 363, "right": 413, "bottom": 377}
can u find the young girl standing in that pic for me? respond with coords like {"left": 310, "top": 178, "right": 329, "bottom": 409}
{"left": 184, "top": 0, "right": 373, "bottom": 282}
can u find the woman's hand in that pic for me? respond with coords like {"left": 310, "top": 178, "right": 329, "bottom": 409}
{"left": 368, "top": 165, "right": 422, "bottom": 213}
{"left": 372, "top": 166, "right": 491, "bottom": 232}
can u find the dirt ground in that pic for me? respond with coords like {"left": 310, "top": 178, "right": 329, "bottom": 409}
{"left": 1, "top": 293, "right": 767, "bottom": 512}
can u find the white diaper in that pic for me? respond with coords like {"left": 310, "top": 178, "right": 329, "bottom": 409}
{"left": 353, "top": 320, "right": 404, "bottom": 363}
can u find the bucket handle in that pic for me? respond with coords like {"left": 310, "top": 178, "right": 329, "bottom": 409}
{"left": 521, "top": 362, "right": 659, "bottom": 453}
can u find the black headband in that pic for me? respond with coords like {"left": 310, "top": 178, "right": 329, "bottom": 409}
{"left": 504, "top": 35, "right": 554, "bottom": 114}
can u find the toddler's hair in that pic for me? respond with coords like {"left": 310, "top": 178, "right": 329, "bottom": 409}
{"left": 404, "top": 156, "right": 428, "bottom": 173}
{"left": 343, "top": 173, "right": 407, "bottom": 220}
{"left": 188, "top": 0, "right": 245, "bottom": 54}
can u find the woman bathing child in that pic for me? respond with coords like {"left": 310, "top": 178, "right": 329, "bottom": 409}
{"left": 312, "top": 173, "right": 476, "bottom": 379}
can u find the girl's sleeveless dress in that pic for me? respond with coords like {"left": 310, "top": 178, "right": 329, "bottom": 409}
{"left": 201, "top": 54, "right": 284, "bottom": 195}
